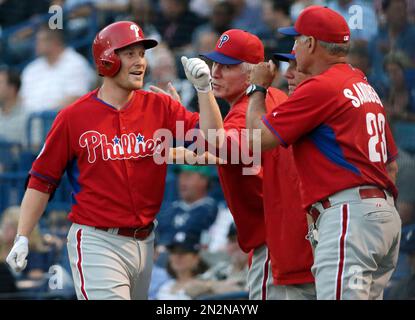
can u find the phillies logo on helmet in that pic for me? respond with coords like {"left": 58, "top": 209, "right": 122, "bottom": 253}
{"left": 130, "top": 24, "right": 140, "bottom": 39}
{"left": 218, "top": 34, "right": 230, "bottom": 48}
{"left": 79, "top": 131, "right": 162, "bottom": 163}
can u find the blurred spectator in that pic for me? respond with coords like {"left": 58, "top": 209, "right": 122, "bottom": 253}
{"left": 374, "top": 0, "right": 415, "bottom": 23}
{"left": 383, "top": 51, "right": 415, "bottom": 122}
{"left": 189, "top": 0, "right": 219, "bottom": 18}
{"left": 192, "top": 1, "right": 235, "bottom": 48}
{"left": 195, "top": 30, "right": 219, "bottom": 54}
{"left": 37, "top": 209, "right": 75, "bottom": 298}
{"left": 187, "top": 224, "right": 249, "bottom": 298}
{"left": 386, "top": 224, "right": 415, "bottom": 299}
{"left": 148, "top": 239, "right": 172, "bottom": 300}
{"left": 0, "top": 0, "right": 50, "bottom": 29}
{"left": 347, "top": 43, "right": 388, "bottom": 97}
{"left": 290, "top": 0, "right": 326, "bottom": 21}
{"left": 0, "top": 0, "right": 33, "bottom": 29}
{"left": 92, "top": 0, "right": 129, "bottom": 12}
{"left": 395, "top": 148, "right": 415, "bottom": 226}
{"left": 20, "top": 25, "right": 95, "bottom": 113}
{"left": 1, "top": 0, "right": 56, "bottom": 66}
{"left": 50, "top": 0, "right": 100, "bottom": 53}
{"left": 157, "top": 165, "right": 218, "bottom": 247}
{"left": 116, "top": 0, "right": 161, "bottom": 43}
{"left": 42, "top": 210, "right": 71, "bottom": 275}
{"left": 369, "top": 0, "right": 415, "bottom": 84}
{"left": 117, "top": 0, "right": 162, "bottom": 76}
{"left": 145, "top": 45, "right": 195, "bottom": 107}
{"left": 327, "top": 0, "right": 378, "bottom": 43}
{"left": 258, "top": 0, "right": 295, "bottom": 59}
{"left": 0, "top": 68, "right": 27, "bottom": 145}
{"left": 385, "top": 148, "right": 415, "bottom": 287}
{"left": 205, "top": 202, "right": 234, "bottom": 253}
{"left": 228, "top": 0, "right": 267, "bottom": 34}
{"left": 90, "top": 0, "right": 130, "bottom": 27}
{"left": 154, "top": 0, "right": 206, "bottom": 51}
{"left": 155, "top": 232, "right": 209, "bottom": 299}
{"left": 0, "top": 206, "right": 52, "bottom": 280}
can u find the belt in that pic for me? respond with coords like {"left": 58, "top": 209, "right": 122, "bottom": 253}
{"left": 308, "top": 187, "right": 386, "bottom": 222}
{"left": 95, "top": 222, "right": 154, "bottom": 240}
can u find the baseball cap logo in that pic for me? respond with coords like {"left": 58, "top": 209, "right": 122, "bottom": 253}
{"left": 218, "top": 34, "right": 230, "bottom": 48}
{"left": 344, "top": 35, "right": 350, "bottom": 42}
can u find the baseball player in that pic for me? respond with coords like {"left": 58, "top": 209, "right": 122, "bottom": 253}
{"left": 260, "top": 51, "right": 316, "bottom": 299}
{"left": 246, "top": 6, "right": 401, "bottom": 299}
{"left": 275, "top": 50, "right": 399, "bottom": 182}
{"left": 180, "top": 29, "right": 287, "bottom": 300}
{"left": 168, "top": 29, "right": 316, "bottom": 300}
{"left": 5, "top": 21, "right": 222, "bottom": 300}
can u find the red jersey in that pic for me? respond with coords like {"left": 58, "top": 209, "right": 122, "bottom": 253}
{"left": 28, "top": 89, "right": 199, "bottom": 228}
{"left": 263, "top": 147, "right": 314, "bottom": 285}
{"left": 262, "top": 64, "right": 398, "bottom": 209}
{"left": 217, "top": 88, "right": 286, "bottom": 253}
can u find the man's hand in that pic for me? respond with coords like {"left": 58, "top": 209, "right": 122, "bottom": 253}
{"left": 181, "top": 56, "right": 212, "bottom": 93}
{"left": 250, "top": 60, "right": 277, "bottom": 88}
{"left": 6, "top": 235, "right": 29, "bottom": 272}
{"left": 149, "top": 82, "right": 182, "bottom": 103}
{"left": 168, "top": 147, "right": 226, "bottom": 165}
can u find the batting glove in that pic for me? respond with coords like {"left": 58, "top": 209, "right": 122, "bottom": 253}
{"left": 181, "top": 56, "right": 212, "bottom": 93}
{"left": 6, "top": 234, "right": 29, "bottom": 273}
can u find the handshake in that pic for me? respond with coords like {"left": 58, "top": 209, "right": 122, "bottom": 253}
{"left": 180, "top": 56, "right": 212, "bottom": 93}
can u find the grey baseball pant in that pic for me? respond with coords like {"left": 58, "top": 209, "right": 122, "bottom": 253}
{"left": 247, "top": 244, "right": 274, "bottom": 300}
{"left": 249, "top": 245, "right": 316, "bottom": 300}
{"left": 310, "top": 186, "right": 401, "bottom": 300}
{"left": 67, "top": 223, "right": 154, "bottom": 300}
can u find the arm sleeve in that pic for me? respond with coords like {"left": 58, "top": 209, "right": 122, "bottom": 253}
{"left": 261, "top": 78, "right": 336, "bottom": 147}
{"left": 28, "top": 110, "right": 74, "bottom": 194}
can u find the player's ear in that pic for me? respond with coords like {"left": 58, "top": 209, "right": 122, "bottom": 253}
{"left": 308, "top": 36, "right": 317, "bottom": 54}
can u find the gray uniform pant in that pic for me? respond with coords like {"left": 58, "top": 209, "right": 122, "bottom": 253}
{"left": 247, "top": 245, "right": 316, "bottom": 300}
{"left": 267, "top": 282, "right": 316, "bottom": 300}
{"left": 310, "top": 186, "right": 401, "bottom": 300}
{"left": 67, "top": 223, "right": 154, "bottom": 300}
{"left": 247, "top": 245, "right": 273, "bottom": 300}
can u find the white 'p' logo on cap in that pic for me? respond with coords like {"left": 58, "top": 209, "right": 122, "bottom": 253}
{"left": 218, "top": 34, "right": 230, "bottom": 48}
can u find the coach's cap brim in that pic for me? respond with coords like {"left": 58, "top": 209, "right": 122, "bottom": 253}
{"left": 200, "top": 51, "right": 242, "bottom": 65}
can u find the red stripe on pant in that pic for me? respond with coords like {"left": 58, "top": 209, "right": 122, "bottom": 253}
{"left": 336, "top": 204, "right": 349, "bottom": 300}
{"left": 261, "top": 250, "right": 271, "bottom": 300}
{"left": 76, "top": 229, "right": 88, "bottom": 300}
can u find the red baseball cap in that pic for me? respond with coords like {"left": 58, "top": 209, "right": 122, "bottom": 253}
{"left": 200, "top": 29, "right": 264, "bottom": 65}
{"left": 279, "top": 6, "right": 350, "bottom": 43}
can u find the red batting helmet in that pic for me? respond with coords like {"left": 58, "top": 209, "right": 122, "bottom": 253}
{"left": 92, "top": 21, "right": 158, "bottom": 77}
